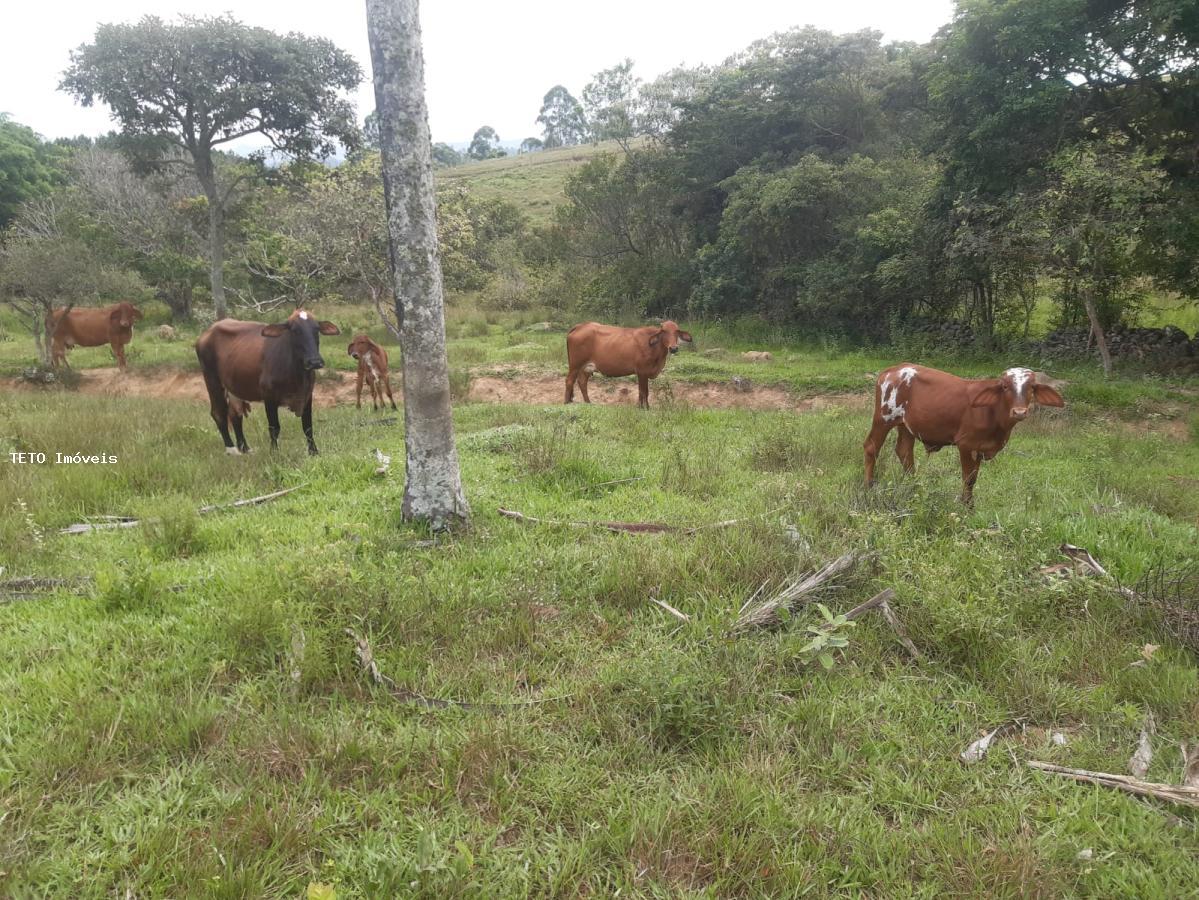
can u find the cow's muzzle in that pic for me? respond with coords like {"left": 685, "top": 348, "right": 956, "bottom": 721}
{"left": 669, "top": 346, "right": 679, "bottom": 354}
{"left": 306, "top": 356, "right": 325, "bottom": 370}
{"left": 1011, "top": 406, "right": 1029, "bottom": 421}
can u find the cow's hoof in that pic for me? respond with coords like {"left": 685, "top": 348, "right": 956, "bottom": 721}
{"left": 224, "top": 447, "right": 241, "bottom": 456}
{"left": 308, "top": 448, "right": 320, "bottom": 456}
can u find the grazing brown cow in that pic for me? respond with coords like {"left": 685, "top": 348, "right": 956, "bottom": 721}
{"left": 863, "top": 363, "right": 1064, "bottom": 504}
{"left": 565, "top": 320, "right": 693, "bottom": 409}
{"left": 195, "top": 310, "right": 340, "bottom": 455}
{"left": 347, "top": 334, "right": 397, "bottom": 411}
{"left": 46, "top": 302, "right": 143, "bottom": 372}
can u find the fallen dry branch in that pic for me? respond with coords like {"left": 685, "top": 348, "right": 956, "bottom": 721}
{"left": 1182, "top": 744, "right": 1199, "bottom": 789}
{"left": 1043, "top": 542, "right": 1139, "bottom": 600}
{"left": 734, "top": 553, "right": 862, "bottom": 631}
{"left": 498, "top": 505, "right": 779, "bottom": 536}
{"left": 961, "top": 720, "right": 1025, "bottom": 765}
{"left": 1132, "top": 562, "right": 1199, "bottom": 656}
{"left": 1028, "top": 760, "right": 1199, "bottom": 809}
{"left": 648, "top": 596, "right": 691, "bottom": 622}
{"left": 196, "top": 485, "right": 306, "bottom": 514}
{"left": 346, "top": 628, "right": 505, "bottom": 711}
{"left": 1128, "top": 711, "right": 1156, "bottom": 778}
{"left": 0, "top": 575, "right": 92, "bottom": 602}
{"left": 839, "top": 588, "right": 921, "bottom": 660}
{"left": 61, "top": 485, "right": 305, "bottom": 534}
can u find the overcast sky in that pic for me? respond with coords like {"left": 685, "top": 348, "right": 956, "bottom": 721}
{"left": 3, "top": 0, "right": 954, "bottom": 147}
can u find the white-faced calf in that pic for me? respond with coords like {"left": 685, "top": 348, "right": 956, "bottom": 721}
{"left": 863, "top": 364, "right": 1064, "bottom": 504}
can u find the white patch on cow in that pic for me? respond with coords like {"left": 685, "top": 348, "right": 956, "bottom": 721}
{"left": 879, "top": 376, "right": 906, "bottom": 423}
{"left": 298, "top": 310, "right": 310, "bottom": 320}
{"left": 364, "top": 351, "right": 380, "bottom": 382}
{"left": 899, "top": 366, "right": 918, "bottom": 385}
{"left": 1004, "top": 367, "right": 1033, "bottom": 393}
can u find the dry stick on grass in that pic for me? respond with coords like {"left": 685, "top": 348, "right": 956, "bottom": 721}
{"left": 344, "top": 628, "right": 558, "bottom": 712}
{"left": 577, "top": 475, "right": 644, "bottom": 493}
{"left": 1027, "top": 760, "right": 1199, "bottom": 809}
{"left": 648, "top": 596, "right": 691, "bottom": 622}
{"left": 734, "top": 552, "right": 862, "bottom": 632}
{"left": 805, "top": 588, "right": 921, "bottom": 660}
{"left": 498, "top": 505, "right": 781, "bottom": 535}
{"left": 1057, "top": 542, "right": 1139, "bottom": 600}
{"left": 346, "top": 627, "right": 470, "bottom": 710}
{"left": 1, "top": 575, "right": 92, "bottom": 602}
{"left": 60, "top": 485, "right": 306, "bottom": 534}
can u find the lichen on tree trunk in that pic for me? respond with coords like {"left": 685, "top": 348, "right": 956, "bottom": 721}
{"left": 366, "top": 0, "right": 469, "bottom": 529}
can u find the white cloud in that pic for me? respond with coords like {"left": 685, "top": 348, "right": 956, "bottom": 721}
{"left": 2, "top": 0, "right": 952, "bottom": 146}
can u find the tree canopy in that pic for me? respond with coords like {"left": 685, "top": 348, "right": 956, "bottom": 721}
{"left": 60, "top": 14, "right": 362, "bottom": 318}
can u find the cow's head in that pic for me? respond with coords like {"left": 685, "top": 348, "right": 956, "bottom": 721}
{"left": 648, "top": 320, "right": 694, "bottom": 355}
{"left": 110, "top": 302, "right": 143, "bottom": 329}
{"left": 262, "top": 310, "right": 340, "bottom": 370}
{"left": 347, "top": 334, "right": 373, "bottom": 360}
{"left": 971, "top": 367, "right": 1065, "bottom": 422}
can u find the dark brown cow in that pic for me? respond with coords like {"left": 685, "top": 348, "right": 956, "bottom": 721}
{"left": 46, "top": 302, "right": 143, "bottom": 372}
{"left": 195, "top": 310, "right": 340, "bottom": 455}
{"left": 863, "top": 363, "right": 1064, "bottom": 504}
{"left": 565, "top": 320, "right": 693, "bottom": 409}
{"left": 347, "top": 334, "right": 397, "bottom": 411}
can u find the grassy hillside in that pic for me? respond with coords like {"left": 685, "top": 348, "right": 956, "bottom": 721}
{"left": 437, "top": 141, "right": 631, "bottom": 226}
{"left": 2, "top": 312, "right": 1198, "bottom": 896}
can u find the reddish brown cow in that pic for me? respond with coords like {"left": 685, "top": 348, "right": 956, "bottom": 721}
{"left": 195, "top": 310, "right": 340, "bottom": 455}
{"left": 565, "top": 320, "right": 693, "bottom": 409}
{"left": 46, "top": 302, "right": 143, "bottom": 372}
{"left": 863, "top": 363, "right": 1064, "bottom": 504}
{"left": 347, "top": 334, "right": 397, "bottom": 411}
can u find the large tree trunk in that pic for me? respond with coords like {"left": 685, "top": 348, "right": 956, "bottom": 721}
{"left": 195, "top": 154, "right": 227, "bottom": 320}
{"left": 1082, "top": 292, "right": 1113, "bottom": 377}
{"left": 366, "top": 0, "right": 469, "bottom": 529}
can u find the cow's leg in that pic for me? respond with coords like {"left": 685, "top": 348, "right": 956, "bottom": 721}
{"left": 201, "top": 371, "right": 237, "bottom": 454}
{"left": 229, "top": 408, "right": 251, "bottom": 454}
{"left": 113, "top": 340, "right": 128, "bottom": 373}
{"left": 958, "top": 446, "right": 981, "bottom": 507}
{"left": 384, "top": 375, "right": 398, "bottom": 410}
{"left": 372, "top": 378, "right": 383, "bottom": 411}
{"left": 863, "top": 417, "right": 894, "bottom": 486}
{"left": 355, "top": 368, "right": 364, "bottom": 409}
{"left": 264, "top": 401, "right": 282, "bottom": 450}
{"left": 301, "top": 398, "right": 318, "bottom": 455}
{"left": 637, "top": 374, "right": 650, "bottom": 410}
{"left": 895, "top": 427, "right": 916, "bottom": 474}
{"left": 579, "top": 368, "right": 593, "bottom": 404}
{"left": 564, "top": 366, "right": 580, "bottom": 403}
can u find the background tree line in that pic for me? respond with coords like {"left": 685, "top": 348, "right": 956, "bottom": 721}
{"left": 2, "top": 0, "right": 1197, "bottom": 368}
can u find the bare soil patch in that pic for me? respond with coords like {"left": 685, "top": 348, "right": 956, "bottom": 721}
{"left": 469, "top": 371, "right": 864, "bottom": 413}
{"left": 6, "top": 366, "right": 360, "bottom": 408}
{"left": 5, "top": 365, "right": 866, "bottom": 414}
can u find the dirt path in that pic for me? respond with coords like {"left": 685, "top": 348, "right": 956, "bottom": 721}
{"left": 5, "top": 367, "right": 364, "bottom": 407}
{"left": 5, "top": 366, "right": 864, "bottom": 413}
{"left": 469, "top": 372, "right": 863, "bottom": 412}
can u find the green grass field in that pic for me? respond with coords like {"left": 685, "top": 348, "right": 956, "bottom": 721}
{"left": 2, "top": 306, "right": 1198, "bottom": 897}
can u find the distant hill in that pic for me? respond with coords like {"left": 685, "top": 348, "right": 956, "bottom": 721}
{"left": 437, "top": 140, "right": 634, "bottom": 227}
